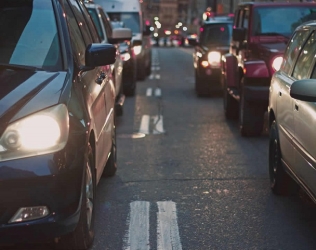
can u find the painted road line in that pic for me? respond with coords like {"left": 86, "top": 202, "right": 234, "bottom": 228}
{"left": 149, "top": 74, "right": 154, "bottom": 80}
{"left": 153, "top": 115, "right": 164, "bottom": 134}
{"left": 155, "top": 74, "right": 160, "bottom": 79}
{"left": 139, "top": 115, "right": 150, "bottom": 134}
{"left": 154, "top": 88, "right": 161, "bottom": 97}
{"left": 124, "top": 201, "right": 150, "bottom": 250}
{"left": 146, "top": 88, "right": 153, "bottom": 96}
{"left": 157, "top": 201, "right": 182, "bottom": 250}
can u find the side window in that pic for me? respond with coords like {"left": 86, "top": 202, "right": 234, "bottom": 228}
{"left": 68, "top": 0, "right": 93, "bottom": 45}
{"left": 242, "top": 9, "right": 249, "bottom": 29}
{"left": 281, "top": 30, "right": 310, "bottom": 75}
{"left": 99, "top": 10, "right": 112, "bottom": 42}
{"left": 237, "top": 10, "right": 243, "bottom": 28}
{"left": 64, "top": 0, "right": 86, "bottom": 65}
{"left": 293, "top": 31, "right": 316, "bottom": 80}
{"left": 77, "top": 1, "right": 100, "bottom": 43}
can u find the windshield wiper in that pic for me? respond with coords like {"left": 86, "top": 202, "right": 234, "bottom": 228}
{"left": 0, "top": 63, "right": 43, "bottom": 71}
{"left": 256, "top": 32, "right": 289, "bottom": 39}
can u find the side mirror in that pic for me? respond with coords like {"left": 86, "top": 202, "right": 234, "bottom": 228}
{"left": 290, "top": 79, "right": 316, "bottom": 102}
{"left": 232, "top": 27, "right": 246, "bottom": 42}
{"left": 84, "top": 43, "right": 116, "bottom": 69}
{"left": 109, "top": 28, "right": 132, "bottom": 44}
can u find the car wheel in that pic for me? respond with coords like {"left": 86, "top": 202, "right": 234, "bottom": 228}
{"left": 223, "top": 78, "right": 238, "bottom": 120}
{"left": 269, "top": 121, "right": 298, "bottom": 195}
{"left": 102, "top": 121, "right": 117, "bottom": 177}
{"left": 239, "top": 87, "right": 264, "bottom": 137}
{"left": 137, "top": 59, "right": 146, "bottom": 81}
{"left": 58, "top": 143, "right": 96, "bottom": 250}
{"left": 195, "top": 69, "right": 207, "bottom": 96}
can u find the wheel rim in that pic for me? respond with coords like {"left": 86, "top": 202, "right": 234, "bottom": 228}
{"left": 85, "top": 162, "right": 94, "bottom": 229}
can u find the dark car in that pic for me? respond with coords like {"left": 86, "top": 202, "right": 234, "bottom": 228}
{"left": 268, "top": 20, "right": 316, "bottom": 204}
{"left": 221, "top": 2, "right": 316, "bottom": 136}
{"left": 0, "top": 0, "right": 117, "bottom": 249}
{"left": 111, "top": 20, "right": 137, "bottom": 96}
{"left": 188, "top": 16, "right": 233, "bottom": 96}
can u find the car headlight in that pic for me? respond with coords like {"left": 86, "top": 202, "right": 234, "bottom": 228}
{"left": 0, "top": 104, "right": 69, "bottom": 161}
{"left": 133, "top": 45, "right": 142, "bottom": 55}
{"left": 272, "top": 56, "right": 283, "bottom": 71}
{"left": 207, "top": 51, "right": 221, "bottom": 67}
{"left": 121, "top": 52, "right": 131, "bottom": 61}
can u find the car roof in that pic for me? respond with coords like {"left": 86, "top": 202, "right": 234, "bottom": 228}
{"left": 295, "top": 20, "right": 316, "bottom": 31}
{"left": 202, "top": 19, "right": 233, "bottom": 26}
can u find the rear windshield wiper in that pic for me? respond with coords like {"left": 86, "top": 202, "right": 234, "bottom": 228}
{"left": 0, "top": 63, "right": 43, "bottom": 71}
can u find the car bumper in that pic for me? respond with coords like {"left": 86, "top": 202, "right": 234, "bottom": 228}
{"left": 197, "top": 67, "right": 222, "bottom": 88}
{"left": 0, "top": 151, "right": 85, "bottom": 245}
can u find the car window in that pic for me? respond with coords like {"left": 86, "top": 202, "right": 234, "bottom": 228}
{"left": 88, "top": 8, "right": 105, "bottom": 41}
{"left": 99, "top": 9, "right": 112, "bottom": 41}
{"left": 293, "top": 31, "right": 316, "bottom": 80}
{"left": 252, "top": 6, "right": 316, "bottom": 37}
{"left": 107, "top": 12, "right": 140, "bottom": 35}
{"left": 64, "top": 0, "right": 86, "bottom": 66}
{"left": 281, "top": 30, "right": 310, "bottom": 75}
{"left": 0, "top": 0, "right": 62, "bottom": 71}
{"left": 68, "top": 0, "right": 93, "bottom": 45}
{"left": 78, "top": 1, "right": 100, "bottom": 43}
{"left": 200, "top": 23, "right": 232, "bottom": 46}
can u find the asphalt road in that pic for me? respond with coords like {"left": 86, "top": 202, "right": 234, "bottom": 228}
{"left": 7, "top": 46, "right": 316, "bottom": 250}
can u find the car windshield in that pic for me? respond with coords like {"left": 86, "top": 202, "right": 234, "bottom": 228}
{"left": 107, "top": 12, "right": 140, "bottom": 35}
{"left": 0, "top": 0, "right": 62, "bottom": 71}
{"left": 199, "top": 23, "right": 232, "bottom": 46}
{"left": 253, "top": 6, "right": 316, "bottom": 37}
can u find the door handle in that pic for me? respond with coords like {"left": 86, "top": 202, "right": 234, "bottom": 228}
{"left": 295, "top": 104, "right": 299, "bottom": 111}
{"left": 279, "top": 91, "right": 282, "bottom": 96}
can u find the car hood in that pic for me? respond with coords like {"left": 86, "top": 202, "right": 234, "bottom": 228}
{"left": 0, "top": 70, "right": 67, "bottom": 124}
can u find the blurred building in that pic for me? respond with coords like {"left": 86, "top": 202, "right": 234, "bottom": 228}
{"left": 142, "top": 0, "right": 315, "bottom": 37}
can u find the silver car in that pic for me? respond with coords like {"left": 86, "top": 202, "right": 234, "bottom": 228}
{"left": 268, "top": 20, "right": 316, "bottom": 201}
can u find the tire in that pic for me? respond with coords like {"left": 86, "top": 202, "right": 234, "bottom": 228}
{"left": 137, "top": 59, "right": 146, "bottom": 81}
{"left": 223, "top": 78, "right": 238, "bottom": 119}
{"left": 58, "top": 144, "right": 96, "bottom": 250}
{"left": 102, "top": 121, "right": 117, "bottom": 177}
{"left": 239, "top": 87, "right": 264, "bottom": 137}
{"left": 195, "top": 69, "right": 207, "bottom": 96}
{"left": 269, "top": 121, "right": 298, "bottom": 195}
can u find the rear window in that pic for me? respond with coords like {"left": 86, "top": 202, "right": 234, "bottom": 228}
{"left": 252, "top": 6, "right": 316, "bottom": 37}
{"left": 107, "top": 12, "right": 140, "bottom": 34}
{"left": 0, "top": 0, "right": 62, "bottom": 71}
{"left": 199, "top": 23, "right": 232, "bottom": 46}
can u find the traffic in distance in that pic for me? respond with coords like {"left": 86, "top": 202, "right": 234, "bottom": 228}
{"left": 1, "top": 0, "right": 316, "bottom": 249}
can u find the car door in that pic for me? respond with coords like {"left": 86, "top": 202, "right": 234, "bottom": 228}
{"left": 66, "top": 0, "right": 110, "bottom": 176}
{"left": 274, "top": 30, "right": 310, "bottom": 169}
{"left": 291, "top": 30, "right": 316, "bottom": 192}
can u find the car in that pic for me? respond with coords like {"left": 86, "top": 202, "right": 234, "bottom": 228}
{"left": 268, "top": 20, "right": 316, "bottom": 203}
{"left": 85, "top": 1, "right": 133, "bottom": 114}
{"left": 0, "top": 0, "right": 117, "bottom": 249}
{"left": 221, "top": 1, "right": 316, "bottom": 136}
{"left": 94, "top": 0, "right": 152, "bottom": 81}
{"left": 188, "top": 16, "right": 233, "bottom": 96}
{"left": 111, "top": 20, "right": 137, "bottom": 96}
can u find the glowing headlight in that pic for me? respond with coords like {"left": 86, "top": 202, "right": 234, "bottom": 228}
{"left": 133, "top": 45, "right": 142, "bottom": 55}
{"left": 208, "top": 51, "right": 221, "bottom": 67}
{"left": 0, "top": 104, "right": 69, "bottom": 161}
{"left": 121, "top": 52, "right": 131, "bottom": 61}
{"left": 272, "top": 56, "right": 283, "bottom": 71}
